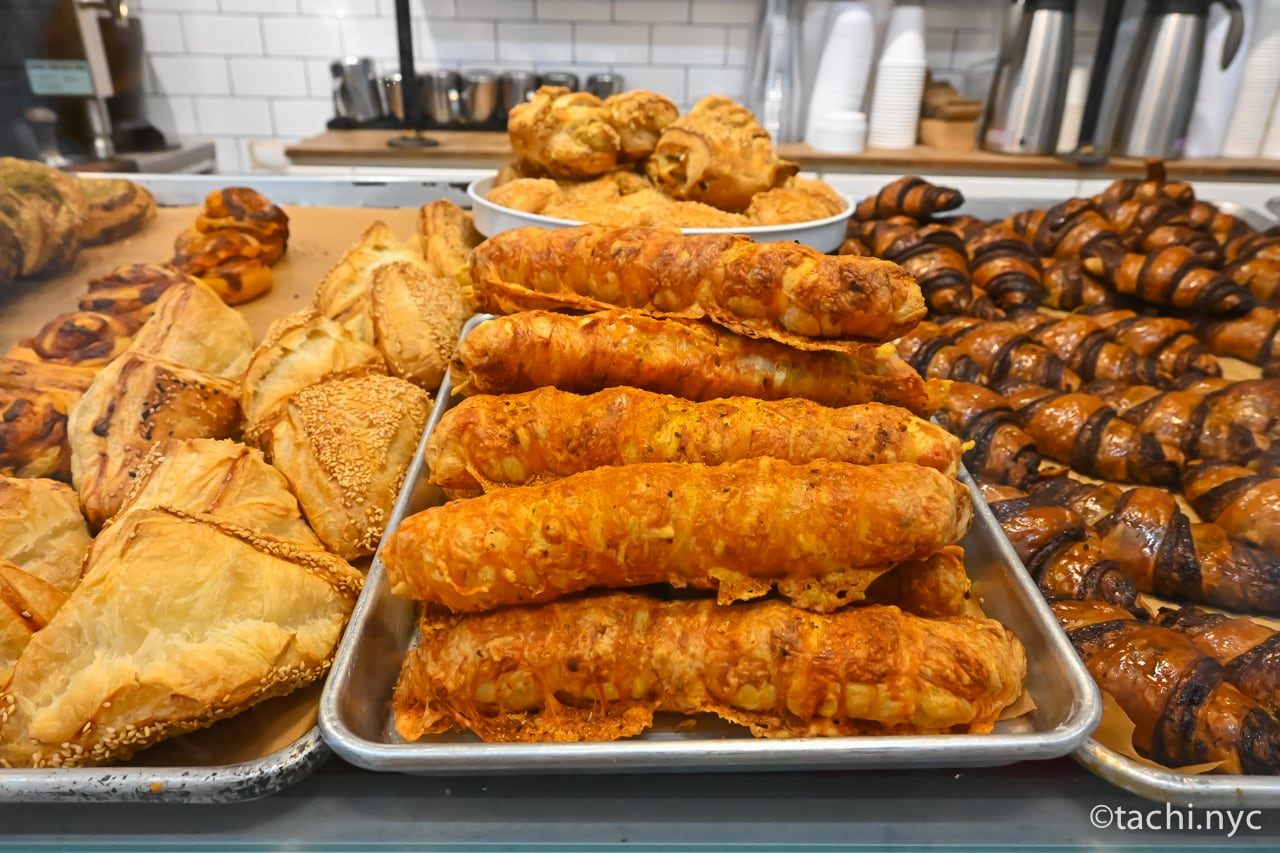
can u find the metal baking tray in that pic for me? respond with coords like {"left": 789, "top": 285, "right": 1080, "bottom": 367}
{"left": 319, "top": 313, "right": 1102, "bottom": 774}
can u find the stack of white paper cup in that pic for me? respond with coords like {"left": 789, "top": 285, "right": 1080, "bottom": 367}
{"left": 1223, "top": 0, "right": 1280, "bottom": 158}
{"left": 804, "top": 3, "right": 876, "bottom": 145}
{"left": 867, "top": 2, "right": 926, "bottom": 150}
{"left": 808, "top": 109, "right": 869, "bottom": 153}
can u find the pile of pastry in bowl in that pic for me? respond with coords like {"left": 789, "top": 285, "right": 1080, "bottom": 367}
{"left": 486, "top": 88, "right": 847, "bottom": 228}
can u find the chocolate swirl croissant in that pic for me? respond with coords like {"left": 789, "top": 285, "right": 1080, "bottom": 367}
{"left": 1009, "top": 312, "right": 1173, "bottom": 388}
{"left": 1083, "top": 244, "right": 1254, "bottom": 315}
{"left": 857, "top": 219, "right": 991, "bottom": 317}
{"left": 853, "top": 176, "right": 963, "bottom": 221}
{"left": 1158, "top": 606, "right": 1280, "bottom": 720}
{"left": 1054, "top": 598, "right": 1280, "bottom": 774}
{"left": 1184, "top": 461, "right": 1280, "bottom": 558}
{"left": 1040, "top": 258, "right": 1120, "bottom": 311}
{"left": 1005, "top": 198, "right": 1122, "bottom": 260}
{"left": 1081, "top": 306, "right": 1221, "bottom": 378}
{"left": 393, "top": 594, "right": 1026, "bottom": 742}
{"left": 1196, "top": 306, "right": 1280, "bottom": 366}
{"left": 895, "top": 331, "right": 985, "bottom": 383}
{"left": 1097, "top": 197, "right": 1221, "bottom": 262}
{"left": 899, "top": 319, "right": 1080, "bottom": 390}
{"left": 1034, "top": 478, "right": 1280, "bottom": 615}
{"left": 964, "top": 226, "right": 1043, "bottom": 314}
{"left": 997, "top": 381, "right": 1184, "bottom": 487}
{"left": 933, "top": 382, "right": 1059, "bottom": 488}
{"left": 980, "top": 482, "right": 1139, "bottom": 609}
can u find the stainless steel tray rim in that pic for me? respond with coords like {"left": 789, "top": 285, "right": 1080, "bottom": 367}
{"left": 318, "top": 314, "right": 1103, "bottom": 774}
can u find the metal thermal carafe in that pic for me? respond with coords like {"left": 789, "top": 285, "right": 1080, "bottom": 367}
{"left": 979, "top": 0, "right": 1076, "bottom": 154}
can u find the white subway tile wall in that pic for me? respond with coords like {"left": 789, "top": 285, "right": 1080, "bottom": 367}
{"left": 139, "top": 0, "right": 1028, "bottom": 172}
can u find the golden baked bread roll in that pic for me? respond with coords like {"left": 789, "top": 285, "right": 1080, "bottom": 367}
{"left": 239, "top": 309, "right": 387, "bottom": 441}
{"left": 314, "top": 221, "right": 433, "bottom": 343}
{"left": 646, "top": 96, "right": 798, "bottom": 212}
{"left": 76, "top": 177, "right": 155, "bottom": 246}
{"left": 469, "top": 225, "right": 925, "bottom": 346}
{"left": 745, "top": 178, "right": 847, "bottom": 225}
{"left": 603, "top": 89, "right": 679, "bottom": 161}
{"left": 127, "top": 280, "right": 254, "bottom": 379}
{"left": 114, "top": 438, "right": 321, "bottom": 548}
{"left": 172, "top": 228, "right": 274, "bottom": 305}
{"left": 80, "top": 263, "right": 202, "bottom": 322}
{"left": 418, "top": 199, "right": 481, "bottom": 281}
{"left": 6, "top": 311, "right": 135, "bottom": 368}
{"left": 393, "top": 594, "right": 1025, "bottom": 741}
{"left": 0, "top": 389, "right": 74, "bottom": 481}
{"left": 0, "top": 506, "right": 361, "bottom": 768}
{"left": 0, "top": 560, "right": 66, "bottom": 683}
{"left": 371, "top": 260, "right": 467, "bottom": 391}
{"left": 68, "top": 353, "right": 241, "bottom": 528}
{"left": 194, "top": 187, "right": 289, "bottom": 264}
{"left": 263, "top": 374, "right": 431, "bottom": 558}
{"left": 507, "top": 86, "right": 621, "bottom": 179}
{"left": 385, "top": 459, "right": 972, "bottom": 611}
{"left": 427, "top": 388, "right": 961, "bottom": 496}
{"left": 451, "top": 310, "right": 939, "bottom": 415}
{"left": 0, "top": 477, "right": 90, "bottom": 594}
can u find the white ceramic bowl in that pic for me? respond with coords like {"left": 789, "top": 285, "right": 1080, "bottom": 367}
{"left": 466, "top": 176, "right": 852, "bottom": 252}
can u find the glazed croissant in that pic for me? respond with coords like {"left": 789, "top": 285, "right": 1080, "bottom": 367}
{"left": 1196, "top": 306, "right": 1280, "bottom": 366}
{"left": 452, "top": 310, "right": 938, "bottom": 415}
{"left": 1005, "top": 198, "right": 1121, "bottom": 260}
{"left": 1009, "top": 312, "right": 1173, "bottom": 388}
{"left": 933, "top": 382, "right": 1059, "bottom": 488}
{"left": 393, "top": 594, "right": 1026, "bottom": 742}
{"left": 979, "top": 482, "right": 1138, "bottom": 609}
{"left": 646, "top": 96, "right": 798, "bottom": 212}
{"left": 1097, "top": 197, "right": 1221, "bottom": 261}
{"left": 1094, "top": 168, "right": 1195, "bottom": 208}
{"left": 1054, "top": 598, "right": 1280, "bottom": 774}
{"left": 899, "top": 319, "right": 1080, "bottom": 390}
{"left": 1039, "top": 258, "right": 1120, "bottom": 311}
{"left": 1083, "top": 244, "right": 1254, "bottom": 315}
{"left": 1183, "top": 461, "right": 1280, "bottom": 557}
{"left": 385, "top": 459, "right": 972, "bottom": 611}
{"left": 1035, "top": 478, "right": 1280, "bottom": 615}
{"left": 468, "top": 226, "right": 926, "bottom": 347}
{"left": 964, "top": 226, "right": 1043, "bottom": 314}
{"left": 427, "top": 388, "right": 961, "bottom": 496}
{"left": 895, "top": 331, "right": 985, "bottom": 383}
{"left": 1226, "top": 254, "right": 1280, "bottom": 305}
{"left": 856, "top": 220, "right": 988, "bottom": 317}
{"left": 853, "top": 176, "right": 963, "bottom": 221}
{"left": 1158, "top": 606, "right": 1280, "bottom": 720}
{"left": 1178, "top": 377, "right": 1280, "bottom": 444}
{"left": 1085, "top": 381, "right": 1268, "bottom": 466}
{"left": 997, "top": 381, "right": 1184, "bottom": 487}
{"left": 1081, "top": 306, "right": 1221, "bottom": 378}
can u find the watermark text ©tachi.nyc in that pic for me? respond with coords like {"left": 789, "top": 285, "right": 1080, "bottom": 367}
{"left": 1090, "top": 803, "right": 1262, "bottom": 837}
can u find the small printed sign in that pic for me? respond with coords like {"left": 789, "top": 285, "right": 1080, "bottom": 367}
{"left": 25, "top": 59, "right": 95, "bottom": 97}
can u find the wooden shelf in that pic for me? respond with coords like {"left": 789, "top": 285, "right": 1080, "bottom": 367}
{"left": 285, "top": 129, "right": 1280, "bottom": 180}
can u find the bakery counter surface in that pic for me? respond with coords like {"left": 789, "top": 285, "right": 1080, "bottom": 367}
{"left": 1, "top": 757, "right": 1277, "bottom": 850}
{"left": 285, "top": 130, "right": 1280, "bottom": 180}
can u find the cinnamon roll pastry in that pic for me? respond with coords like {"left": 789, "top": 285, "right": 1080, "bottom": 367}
{"left": 114, "top": 438, "right": 321, "bottom": 548}
{"left": 0, "top": 477, "right": 90, "bottom": 594}
{"left": 262, "top": 374, "right": 431, "bottom": 559}
{"left": 240, "top": 309, "right": 387, "bottom": 442}
{"left": 0, "top": 390, "right": 74, "bottom": 481}
{"left": 172, "top": 227, "right": 274, "bottom": 304}
{"left": 67, "top": 353, "right": 241, "bottom": 528}
{"left": 127, "top": 280, "right": 254, "bottom": 379}
{"left": 0, "top": 560, "right": 66, "bottom": 683}
{"left": 0, "top": 507, "right": 360, "bottom": 769}
{"left": 79, "top": 263, "right": 201, "bottom": 322}
{"left": 7, "top": 311, "right": 134, "bottom": 368}
{"left": 76, "top": 178, "right": 155, "bottom": 246}
{"left": 194, "top": 187, "right": 289, "bottom": 264}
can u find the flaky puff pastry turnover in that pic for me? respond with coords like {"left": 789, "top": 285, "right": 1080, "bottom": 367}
{"left": 0, "top": 561, "right": 66, "bottom": 684}
{"left": 113, "top": 438, "right": 321, "bottom": 549}
{"left": 385, "top": 459, "right": 972, "bottom": 611}
{"left": 262, "top": 374, "right": 431, "bottom": 559}
{"left": 0, "top": 477, "right": 90, "bottom": 595}
{"left": 127, "top": 279, "right": 254, "bottom": 380}
{"left": 468, "top": 226, "right": 925, "bottom": 346}
{"left": 0, "top": 507, "right": 361, "bottom": 769}
{"left": 371, "top": 259, "right": 467, "bottom": 392}
{"left": 67, "top": 353, "right": 241, "bottom": 529}
{"left": 393, "top": 594, "right": 1025, "bottom": 742}
{"left": 427, "top": 388, "right": 961, "bottom": 496}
